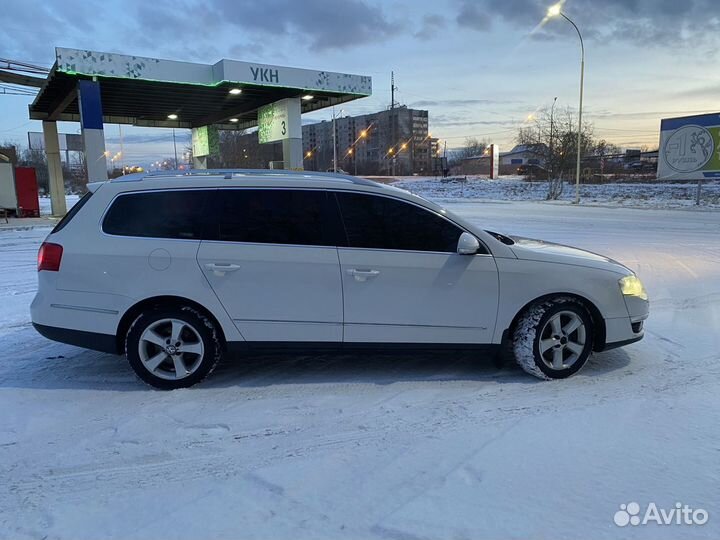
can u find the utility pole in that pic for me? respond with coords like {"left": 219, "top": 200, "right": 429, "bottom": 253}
{"left": 390, "top": 71, "right": 398, "bottom": 176}
{"left": 119, "top": 124, "right": 125, "bottom": 174}
{"left": 549, "top": 97, "right": 557, "bottom": 178}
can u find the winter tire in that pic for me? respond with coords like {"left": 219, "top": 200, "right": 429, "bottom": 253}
{"left": 512, "top": 297, "right": 593, "bottom": 380}
{"left": 126, "top": 306, "right": 222, "bottom": 389}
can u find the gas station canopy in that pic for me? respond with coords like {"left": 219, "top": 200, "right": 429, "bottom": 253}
{"left": 29, "top": 48, "right": 372, "bottom": 131}
{"left": 26, "top": 48, "right": 372, "bottom": 216}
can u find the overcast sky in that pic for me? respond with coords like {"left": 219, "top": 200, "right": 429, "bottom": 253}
{"left": 1, "top": 0, "right": 719, "bottom": 165}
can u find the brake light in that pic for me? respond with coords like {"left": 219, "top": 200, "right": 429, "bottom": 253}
{"left": 38, "top": 242, "right": 63, "bottom": 272}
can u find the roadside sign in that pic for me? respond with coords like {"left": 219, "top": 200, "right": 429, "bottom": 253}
{"left": 192, "top": 125, "right": 219, "bottom": 157}
{"left": 657, "top": 113, "right": 720, "bottom": 180}
{"left": 258, "top": 99, "right": 301, "bottom": 144}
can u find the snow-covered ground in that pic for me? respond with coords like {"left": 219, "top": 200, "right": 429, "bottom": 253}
{"left": 38, "top": 195, "right": 80, "bottom": 217}
{"left": 393, "top": 176, "right": 720, "bottom": 210}
{"left": 1, "top": 200, "right": 719, "bottom": 539}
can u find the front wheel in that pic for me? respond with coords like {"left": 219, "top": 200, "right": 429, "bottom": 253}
{"left": 512, "top": 298, "right": 593, "bottom": 380}
{"left": 126, "top": 306, "right": 222, "bottom": 389}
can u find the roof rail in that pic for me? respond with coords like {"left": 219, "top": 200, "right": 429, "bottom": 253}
{"left": 111, "top": 168, "right": 380, "bottom": 186}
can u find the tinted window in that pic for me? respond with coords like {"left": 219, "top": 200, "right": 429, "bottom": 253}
{"left": 103, "top": 190, "right": 210, "bottom": 239}
{"left": 336, "top": 192, "right": 463, "bottom": 252}
{"left": 213, "top": 189, "right": 333, "bottom": 246}
{"left": 52, "top": 191, "right": 93, "bottom": 233}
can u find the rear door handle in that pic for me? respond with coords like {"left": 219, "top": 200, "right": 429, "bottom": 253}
{"left": 346, "top": 268, "right": 380, "bottom": 282}
{"left": 204, "top": 263, "right": 241, "bottom": 276}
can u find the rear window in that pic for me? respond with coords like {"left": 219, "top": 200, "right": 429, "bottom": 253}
{"left": 52, "top": 191, "right": 93, "bottom": 233}
{"left": 103, "top": 190, "right": 211, "bottom": 239}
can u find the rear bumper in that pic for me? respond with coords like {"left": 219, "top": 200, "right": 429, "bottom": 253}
{"left": 33, "top": 323, "right": 119, "bottom": 355}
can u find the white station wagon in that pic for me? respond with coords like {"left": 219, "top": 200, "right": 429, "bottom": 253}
{"left": 31, "top": 170, "right": 648, "bottom": 389}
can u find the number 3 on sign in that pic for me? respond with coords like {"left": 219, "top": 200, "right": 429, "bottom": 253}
{"left": 281, "top": 121, "right": 286, "bottom": 135}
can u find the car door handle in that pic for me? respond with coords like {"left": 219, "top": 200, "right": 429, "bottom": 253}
{"left": 346, "top": 268, "right": 380, "bottom": 282}
{"left": 204, "top": 263, "right": 241, "bottom": 276}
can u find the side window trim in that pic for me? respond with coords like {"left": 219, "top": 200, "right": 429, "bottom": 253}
{"left": 332, "top": 189, "right": 489, "bottom": 255}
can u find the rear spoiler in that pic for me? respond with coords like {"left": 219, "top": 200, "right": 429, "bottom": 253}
{"left": 86, "top": 181, "right": 107, "bottom": 193}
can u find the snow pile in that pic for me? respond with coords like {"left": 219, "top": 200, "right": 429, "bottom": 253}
{"left": 392, "top": 176, "right": 720, "bottom": 209}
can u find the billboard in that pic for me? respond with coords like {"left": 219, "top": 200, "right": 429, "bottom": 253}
{"left": 657, "top": 113, "right": 720, "bottom": 181}
{"left": 258, "top": 99, "right": 301, "bottom": 144}
{"left": 28, "top": 132, "right": 83, "bottom": 152}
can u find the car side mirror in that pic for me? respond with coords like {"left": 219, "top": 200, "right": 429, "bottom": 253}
{"left": 457, "top": 232, "right": 480, "bottom": 255}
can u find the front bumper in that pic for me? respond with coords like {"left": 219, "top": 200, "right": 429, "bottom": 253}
{"left": 601, "top": 311, "right": 647, "bottom": 352}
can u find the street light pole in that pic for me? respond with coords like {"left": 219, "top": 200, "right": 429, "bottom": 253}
{"left": 562, "top": 12, "right": 585, "bottom": 204}
{"left": 332, "top": 107, "right": 337, "bottom": 173}
{"left": 548, "top": 4, "right": 584, "bottom": 204}
{"left": 172, "top": 128, "right": 178, "bottom": 169}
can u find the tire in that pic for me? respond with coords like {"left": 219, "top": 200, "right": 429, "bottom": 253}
{"left": 125, "top": 306, "right": 222, "bottom": 389}
{"left": 512, "top": 297, "right": 593, "bottom": 380}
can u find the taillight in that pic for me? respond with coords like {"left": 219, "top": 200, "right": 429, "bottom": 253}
{"left": 38, "top": 242, "right": 63, "bottom": 272}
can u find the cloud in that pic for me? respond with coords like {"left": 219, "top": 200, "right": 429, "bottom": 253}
{"left": 0, "top": 0, "right": 93, "bottom": 61}
{"left": 202, "top": 0, "right": 397, "bottom": 51}
{"left": 410, "top": 98, "right": 521, "bottom": 107}
{"left": 104, "top": 132, "right": 191, "bottom": 145}
{"left": 414, "top": 14, "right": 446, "bottom": 39}
{"left": 456, "top": 2, "right": 491, "bottom": 31}
{"left": 454, "top": 0, "right": 720, "bottom": 49}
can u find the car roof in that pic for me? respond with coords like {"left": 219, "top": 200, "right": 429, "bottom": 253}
{"left": 97, "top": 168, "right": 445, "bottom": 213}
{"left": 110, "top": 169, "right": 380, "bottom": 187}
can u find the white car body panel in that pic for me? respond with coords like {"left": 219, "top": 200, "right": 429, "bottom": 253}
{"left": 339, "top": 248, "right": 499, "bottom": 343}
{"left": 197, "top": 241, "right": 343, "bottom": 342}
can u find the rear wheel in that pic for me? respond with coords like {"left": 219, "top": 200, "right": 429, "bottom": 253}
{"left": 126, "top": 306, "right": 222, "bottom": 389}
{"left": 512, "top": 298, "right": 593, "bottom": 380}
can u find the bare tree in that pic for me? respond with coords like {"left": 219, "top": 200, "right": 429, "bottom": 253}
{"left": 515, "top": 106, "right": 596, "bottom": 200}
{"left": 449, "top": 137, "right": 490, "bottom": 166}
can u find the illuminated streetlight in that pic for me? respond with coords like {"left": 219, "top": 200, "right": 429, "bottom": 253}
{"left": 305, "top": 151, "right": 312, "bottom": 158}
{"left": 360, "top": 129, "right": 367, "bottom": 138}
{"left": 547, "top": 1, "right": 584, "bottom": 204}
{"left": 547, "top": 3, "right": 561, "bottom": 17}
{"left": 400, "top": 143, "right": 407, "bottom": 150}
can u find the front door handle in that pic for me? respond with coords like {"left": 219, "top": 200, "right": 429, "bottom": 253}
{"left": 204, "top": 263, "right": 241, "bottom": 276}
{"left": 346, "top": 268, "right": 380, "bottom": 282}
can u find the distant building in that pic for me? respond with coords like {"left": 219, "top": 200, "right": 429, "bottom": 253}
{"left": 461, "top": 144, "right": 547, "bottom": 175}
{"left": 303, "top": 106, "right": 433, "bottom": 176}
{"left": 208, "top": 106, "right": 435, "bottom": 175}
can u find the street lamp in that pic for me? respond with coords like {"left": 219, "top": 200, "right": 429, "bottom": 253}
{"left": 547, "top": 2, "right": 584, "bottom": 204}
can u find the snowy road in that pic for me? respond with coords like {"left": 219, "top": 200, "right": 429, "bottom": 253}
{"left": 1, "top": 201, "right": 719, "bottom": 539}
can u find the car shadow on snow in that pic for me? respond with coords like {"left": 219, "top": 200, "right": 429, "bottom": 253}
{"left": 1, "top": 334, "right": 632, "bottom": 391}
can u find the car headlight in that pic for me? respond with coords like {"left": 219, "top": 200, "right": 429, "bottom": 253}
{"left": 619, "top": 275, "right": 648, "bottom": 300}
